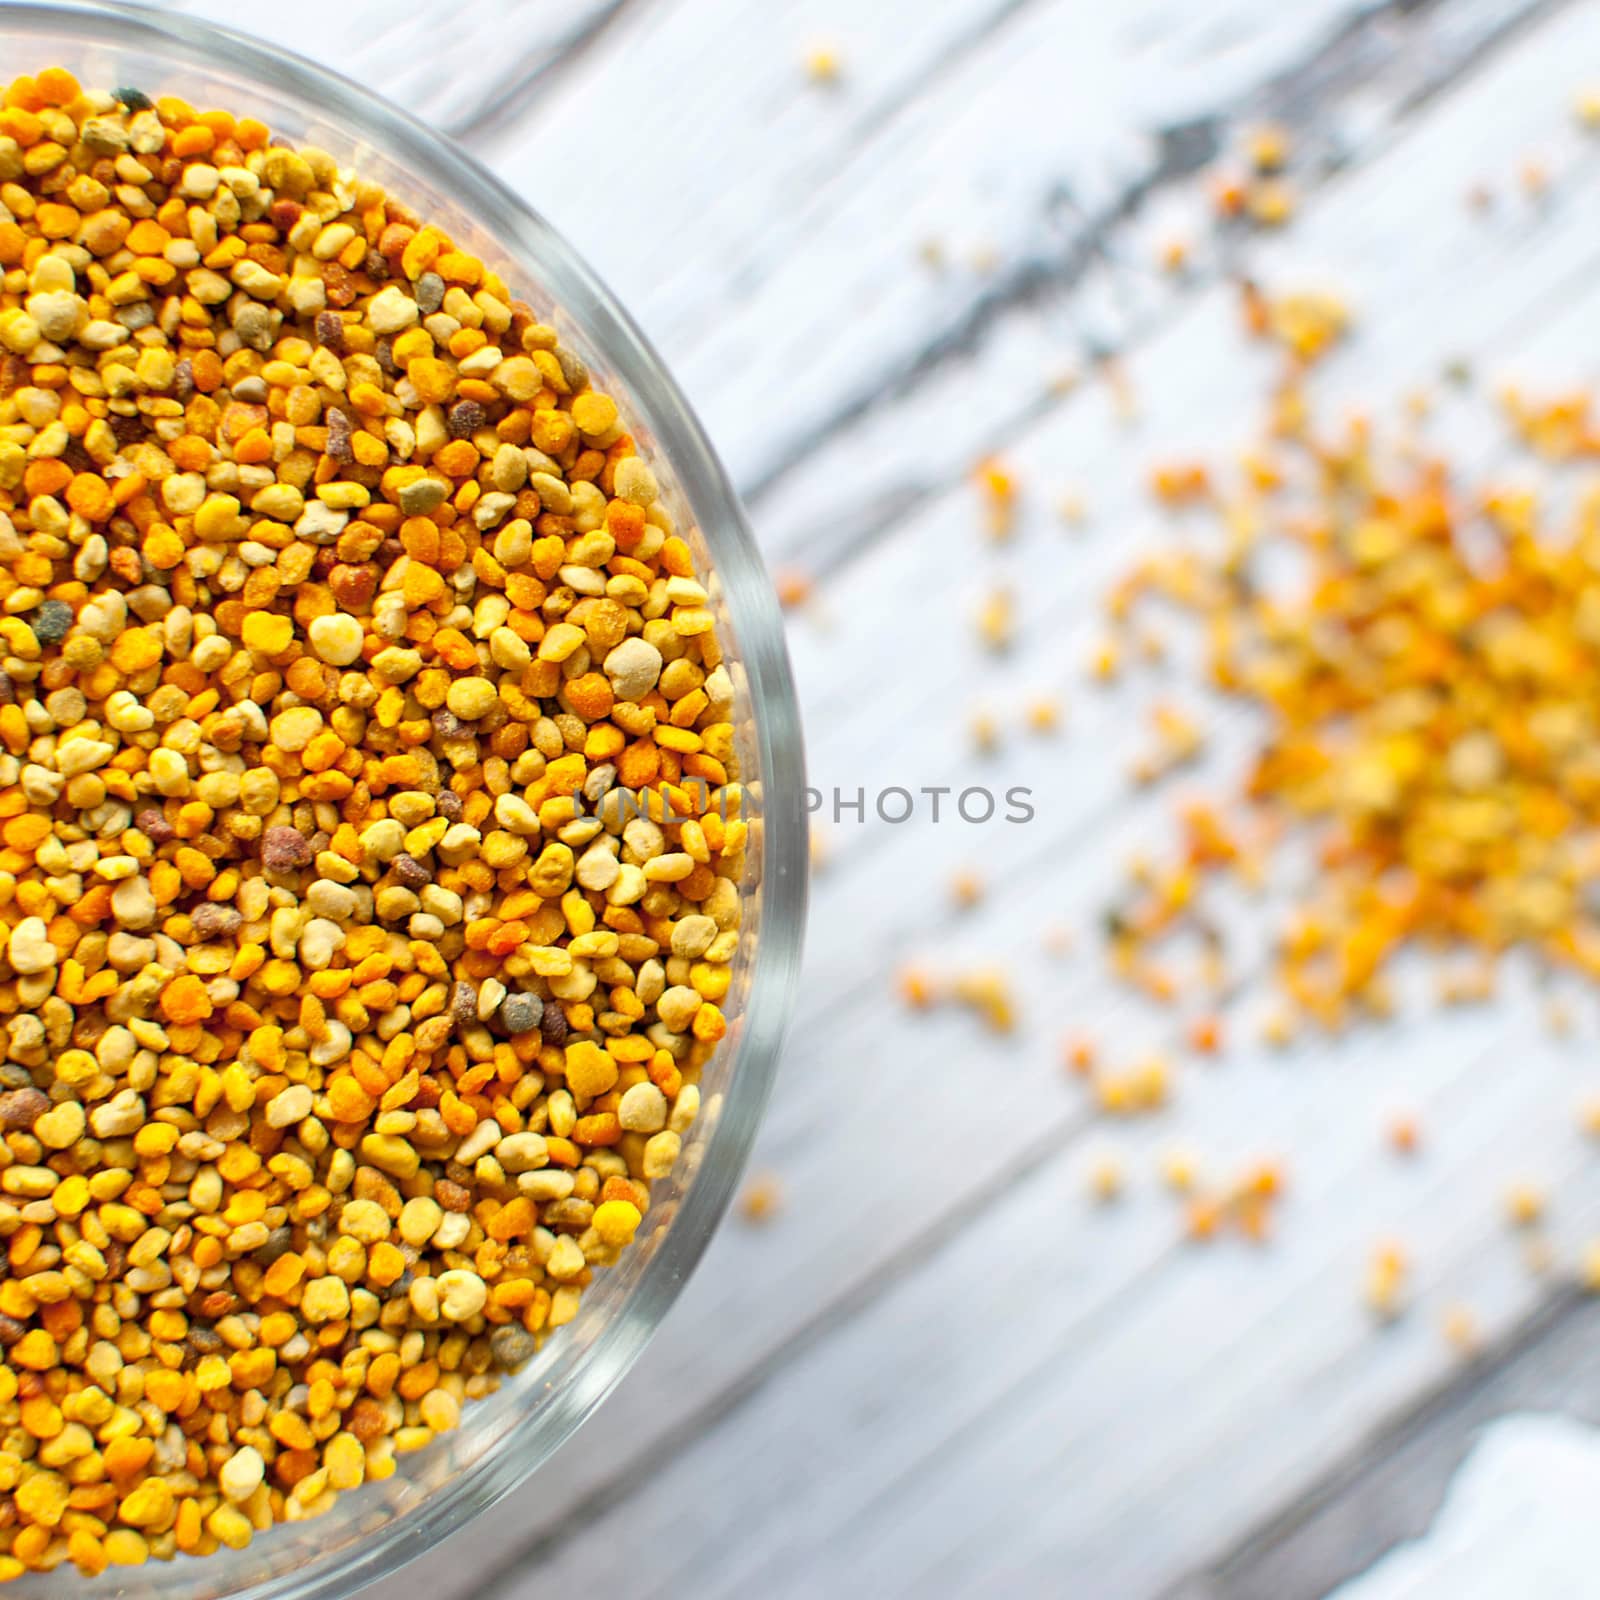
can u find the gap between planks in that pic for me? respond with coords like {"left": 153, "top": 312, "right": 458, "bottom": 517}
{"left": 747, "top": 0, "right": 1567, "bottom": 584}
{"left": 1172, "top": 1286, "right": 1595, "bottom": 1599}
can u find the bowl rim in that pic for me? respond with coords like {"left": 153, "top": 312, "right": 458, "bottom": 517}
{"left": 0, "top": 5, "right": 809, "bottom": 1597}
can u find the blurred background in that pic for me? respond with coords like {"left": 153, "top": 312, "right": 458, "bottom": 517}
{"left": 128, "top": 0, "right": 1600, "bottom": 1594}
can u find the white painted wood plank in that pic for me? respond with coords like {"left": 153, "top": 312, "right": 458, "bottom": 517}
{"left": 777, "top": 0, "right": 1600, "bottom": 996}
{"left": 128, "top": 0, "right": 625, "bottom": 135}
{"left": 751, "top": 0, "right": 1555, "bottom": 572}
{"left": 1203, "top": 1302, "right": 1600, "bottom": 1597}
{"left": 777, "top": 1046, "right": 1600, "bottom": 1600}
{"left": 472, "top": 0, "right": 1392, "bottom": 491}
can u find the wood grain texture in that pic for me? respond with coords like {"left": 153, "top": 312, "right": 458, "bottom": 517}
{"left": 474, "top": 0, "right": 1407, "bottom": 494}
{"left": 84, "top": 1, "right": 1600, "bottom": 1595}
{"left": 147, "top": 0, "right": 629, "bottom": 135}
{"left": 747, "top": 0, "right": 1560, "bottom": 579}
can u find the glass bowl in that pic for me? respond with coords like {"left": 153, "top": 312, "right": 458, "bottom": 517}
{"left": 0, "top": 4, "right": 808, "bottom": 1597}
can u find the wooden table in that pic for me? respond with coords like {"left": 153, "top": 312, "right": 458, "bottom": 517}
{"left": 134, "top": 0, "right": 1600, "bottom": 1592}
